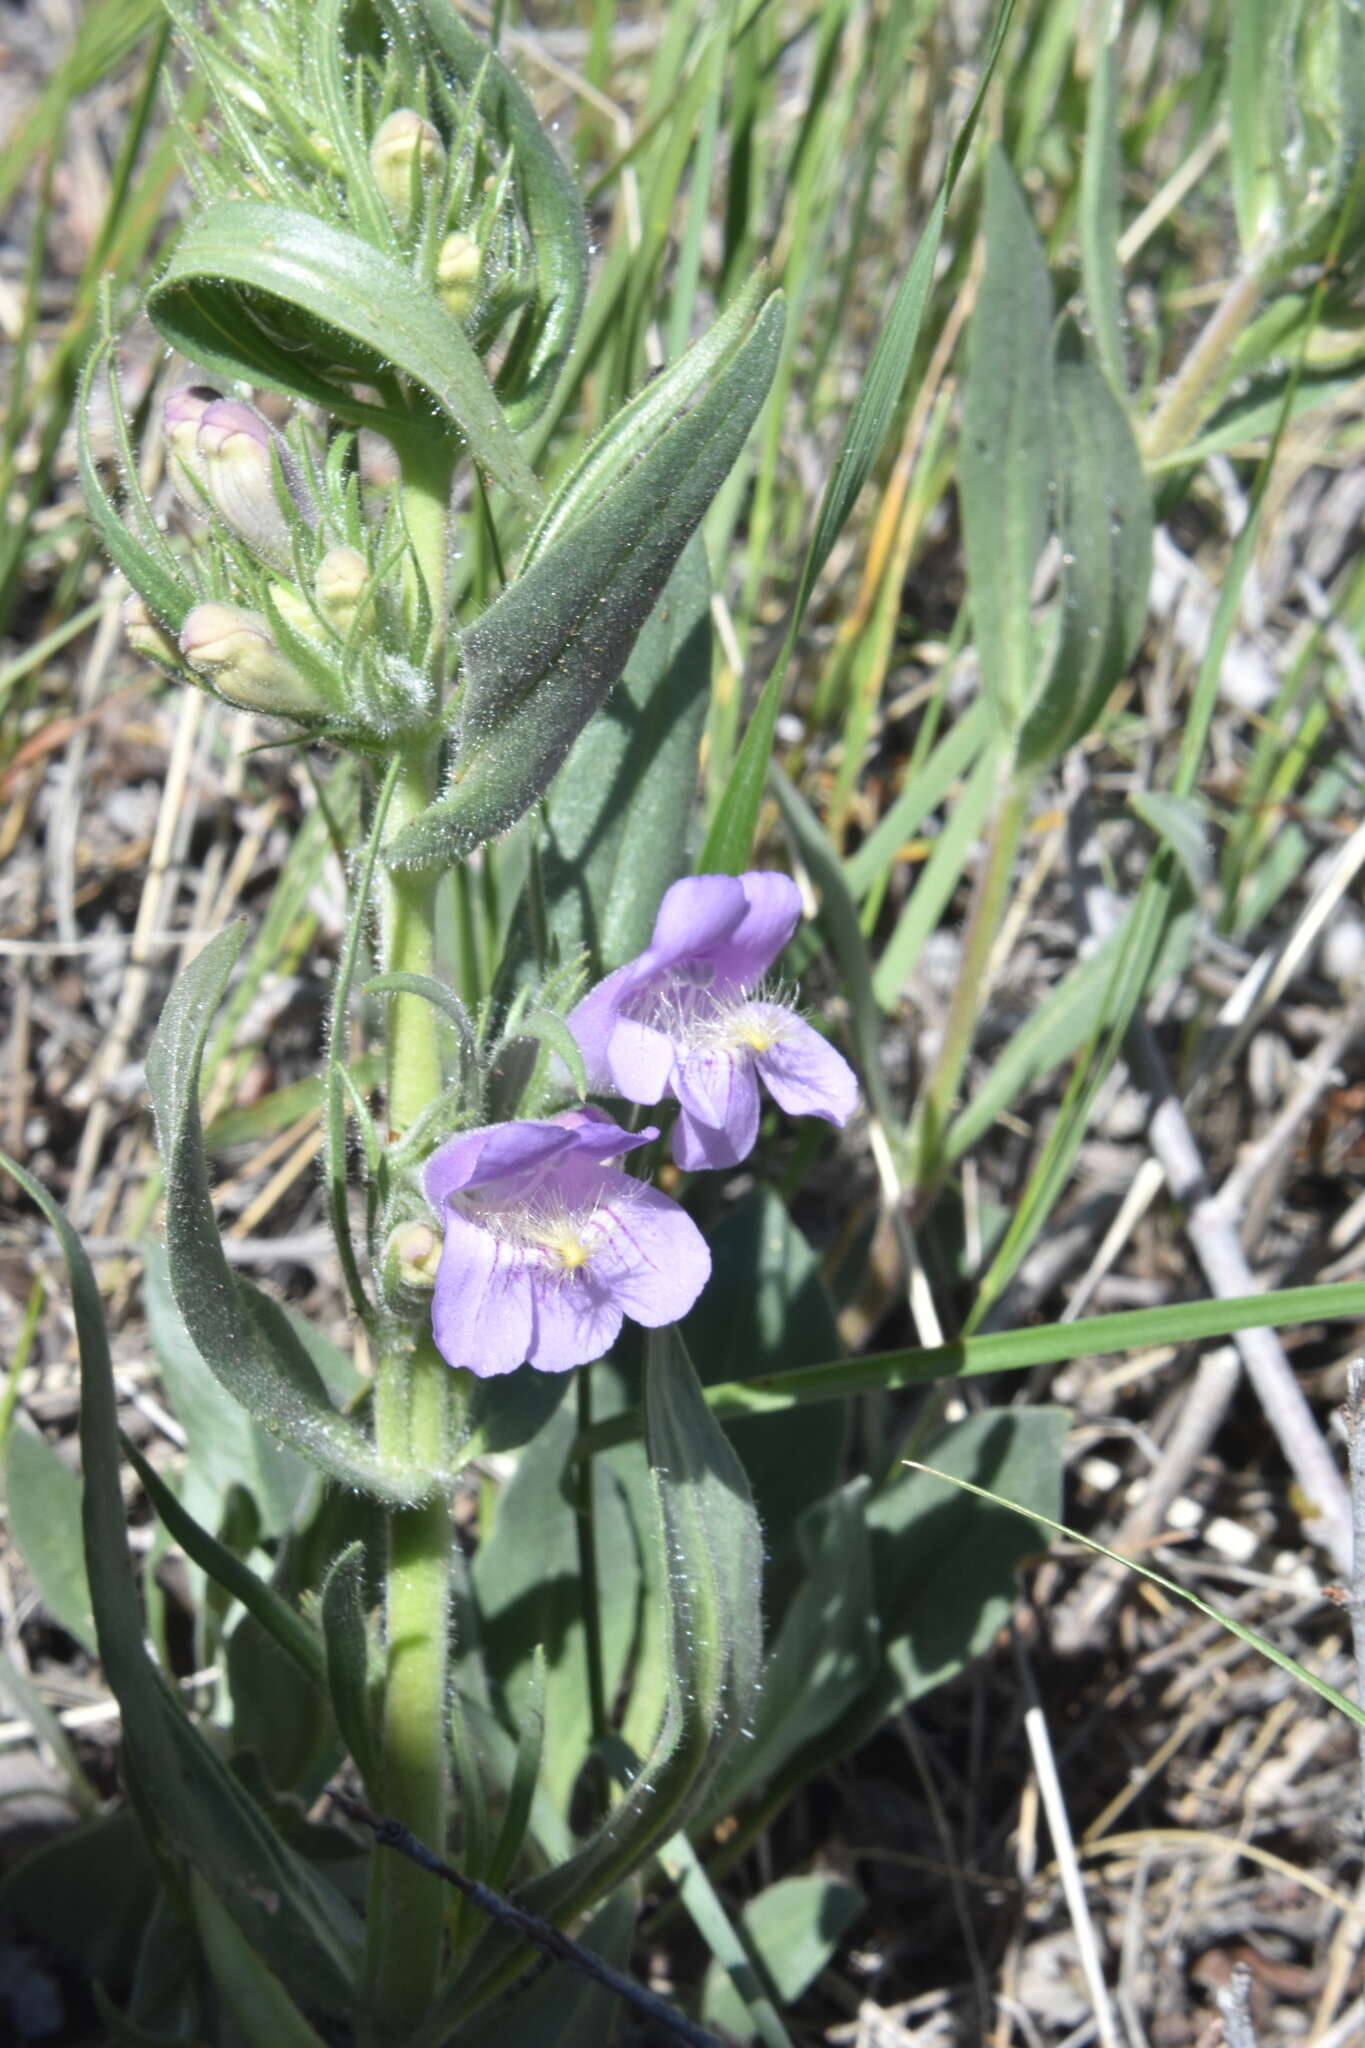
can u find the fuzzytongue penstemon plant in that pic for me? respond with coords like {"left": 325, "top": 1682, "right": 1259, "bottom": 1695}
{"left": 46, "top": 0, "right": 857, "bottom": 2040}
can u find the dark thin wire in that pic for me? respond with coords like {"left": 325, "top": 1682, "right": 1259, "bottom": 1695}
{"left": 327, "top": 1787, "right": 724, "bottom": 2048}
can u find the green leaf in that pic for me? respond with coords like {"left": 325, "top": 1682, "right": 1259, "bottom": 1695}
{"left": 668, "top": 1834, "right": 793, "bottom": 2048}
{"left": 1, "top": 1154, "right": 363, "bottom": 2017}
{"left": 1014, "top": 318, "right": 1152, "bottom": 772}
{"left": 1080, "top": 1, "right": 1126, "bottom": 398}
{"left": 192, "top": 1873, "right": 329, "bottom": 2048}
{"left": 702, "top": 1875, "right": 863, "bottom": 2039}
{"left": 77, "top": 333, "right": 196, "bottom": 637}
{"left": 122, "top": 1434, "right": 326, "bottom": 1693}
{"left": 146, "top": 202, "right": 542, "bottom": 509}
{"left": 1129, "top": 789, "right": 1212, "bottom": 897}
{"left": 538, "top": 532, "right": 713, "bottom": 976}
{"left": 446, "top": 1891, "right": 636, "bottom": 2048}
{"left": 320, "top": 1543, "right": 379, "bottom": 1785}
{"left": 386, "top": 295, "right": 784, "bottom": 868}
{"left": 436, "top": 1329, "right": 763, "bottom": 2031}
{"left": 143, "top": 1240, "right": 312, "bottom": 1539}
{"left": 4, "top": 1415, "right": 95, "bottom": 1652}
{"left": 699, "top": 0, "right": 1019, "bottom": 876}
{"left": 1229, "top": 0, "right": 1286, "bottom": 256}
{"left": 228, "top": 1610, "right": 332, "bottom": 1794}
{"left": 144, "top": 923, "right": 443, "bottom": 1502}
{"left": 715, "top": 1480, "right": 878, "bottom": 1805}
{"left": 1153, "top": 362, "right": 1365, "bottom": 470}
{"left": 682, "top": 1186, "right": 845, "bottom": 1554}
{"left": 960, "top": 145, "right": 1055, "bottom": 740}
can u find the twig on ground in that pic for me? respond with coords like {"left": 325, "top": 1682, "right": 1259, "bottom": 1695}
{"left": 1214, "top": 1961, "right": 1258, "bottom": 2048}
{"left": 326, "top": 1786, "right": 724, "bottom": 2048}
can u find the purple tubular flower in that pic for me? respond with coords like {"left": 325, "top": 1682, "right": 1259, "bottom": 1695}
{"left": 423, "top": 1106, "right": 710, "bottom": 1377}
{"left": 568, "top": 872, "right": 858, "bottom": 1170}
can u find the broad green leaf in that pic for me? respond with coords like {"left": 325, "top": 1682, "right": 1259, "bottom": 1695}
{"left": 408, "top": 0, "right": 588, "bottom": 431}
{"left": 122, "top": 1436, "right": 325, "bottom": 1693}
{"left": 146, "top": 203, "right": 542, "bottom": 509}
{"left": 192, "top": 1874, "right": 329, "bottom": 2048}
{"left": 321, "top": 1543, "right": 379, "bottom": 1785}
{"left": 144, "top": 923, "right": 443, "bottom": 1502}
{"left": 960, "top": 145, "right": 1055, "bottom": 740}
{"left": 681, "top": 1186, "right": 845, "bottom": 1553}
{"left": 702, "top": 1874, "right": 863, "bottom": 2040}
{"left": 228, "top": 1610, "right": 333, "bottom": 1795}
{"left": 2, "top": 1155, "right": 362, "bottom": 2016}
{"left": 471, "top": 1401, "right": 639, "bottom": 1814}
{"left": 538, "top": 533, "right": 713, "bottom": 976}
{"left": 1015, "top": 319, "right": 1152, "bottom": 772}
{"left": 781, "top": 1409, "right": 1067, "bottom": 1775}
{"left": 5, "top": 1415, "right": 95, "bottom": 1652}
{"left": 462, "top": 1367, "right": 569, "bottom": 1462}
{"left": 142, "top": 1241, "right": 311, "bottom": 1539}
{"left": 386, "top": 297, "right": 784, "bottom": 869}
{"left": 667, "top": 1834, "right": 792, "bottom": 2048}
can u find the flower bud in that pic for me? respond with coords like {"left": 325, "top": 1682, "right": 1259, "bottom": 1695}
{"left": 371, "top": 110, "right": 445, "bottom": 226}
{"left": 314, "top": 547, "right": 370, "bottom": 634}
{"left": 163, "top": 384, "right": 220, "bottom": 505}
{"left": 436, "top": 233, "right": 481, "bottom": 321}
{"left": 196, "top": 399, "right": 296, "bottom": 569}
{"left": 179, "top": 602, "right": 327, "bottom": 718}
{"left": 123, "top": 593, "right": 180, "bottom": 667}
{"left": 385, "top": 1221, "right": 443, "bottom": 1291}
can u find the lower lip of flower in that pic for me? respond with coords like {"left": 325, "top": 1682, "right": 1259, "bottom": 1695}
{"left": 460, "top": 1193, "right": 611, "bottom": 1279}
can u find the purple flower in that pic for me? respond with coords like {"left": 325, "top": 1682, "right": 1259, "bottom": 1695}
{"left": 568, "top": 872, "right": 858, "bottom": 1170}
{"left": 423, "top": 1107, "right": 710, "bottom": 1377}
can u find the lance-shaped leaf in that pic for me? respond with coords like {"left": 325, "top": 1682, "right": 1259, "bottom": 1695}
{"left": 147, "top": 202, "right": 541, "bottom": 509}
{"left": 1014, "top": 319, "right": 1152, "bottom": 772}
{"left": 419, "top": 1327, "right": 763, "bottom": 2037}
{"left": 145, "top": 923, "right": 446, "bottom": 1502}
{"left": 538, "top": 534, "right": 712, "bottom": 976}
{"left": 385, "top": 294, "right": 784, "bottom": 870}
{"left": 960, "top": 146, "right": 1054, "bottom": 739}
{"left": 1, "top": 1156, "right": 362, "bottom": 2019}
{"left": 404, "top": 0, "right": 588, "bottom": 431}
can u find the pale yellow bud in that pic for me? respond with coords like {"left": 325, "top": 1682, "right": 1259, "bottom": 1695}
{"left": 123, "top": 594, "right": 180, "bottom": 667}
{"left": 314, "top": 547, "right": 370, "bottom": 634}
{"left": 269, "top": 585, "right": 321, "bottom": 640}
{"left": 436, "top": 233, "right": 482, "bottom": 321}
{"left": 386, "top": 1222, "right": 442, "bottom": 1290}
{"left": 371, "top": 110, "right": 446, "bottom": 225}
{"left": 179, "top": 603, "right": 326, "bottom": 718}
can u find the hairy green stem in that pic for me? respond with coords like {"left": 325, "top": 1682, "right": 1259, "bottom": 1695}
{"left": 909, "top": 770, "right": 1029, "bottom": 1197}
{"left": 365, "top": 438, "right": 458, "bottom": 2039}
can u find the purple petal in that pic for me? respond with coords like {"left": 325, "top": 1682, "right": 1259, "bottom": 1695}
{"left": 674, "top": 1046, "right": 745, "bottom": 1130}
{"left": 591, "top": 1180, "right": 711, "bottom": 1326}
{"left": 425, "top": 1121, "right": 575, "bottom": 1208}
{"left": 430, "top": 1212, "right": 534, "bottom": 1376}
{"left": 553, "top": 1104, "right": 657, "bottom": 1161}
{"left": 607, "top": 1016, "right": 676, "bottom": 1104}
{"left": 527, "top": 1271, "right": 623, "bottom": 1371}
{"left": 566, "top": 965, "right": 638, "bottom": 1087}
{"left": 708, "top": 872, "right": 802, "bottom": 991}
{"left": 647, "top": 874, "right": 747, "bottom": 968}
{"left": 670, "top": 1058, "right": 761, "bottom": 1170}
{"left": 756, "top": 1017, "right": 858, "bottom": 1126}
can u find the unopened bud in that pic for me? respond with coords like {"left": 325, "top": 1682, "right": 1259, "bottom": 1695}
{"left": 197, "top": 399, "right": 296, "bottom": 569}
{"left": 123, "top": 593, "right": 180, "bottom": 667}
{"left": 386, "top": 1222, "right": 442, "bottom": 1290}
{"left": 371, "top": 110, "right": 445, "bottom": 225}
{"left": 315, "top": 547, "right": 370, "bottom": 634}
{"left": 179, "top": 602, "right": 326, "bottom": 718}
{"left": 163, "top": 384, "right": 220, "bottom": 505}
{"left": 436, "top": 233, "right": 482, "bottom": 321}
